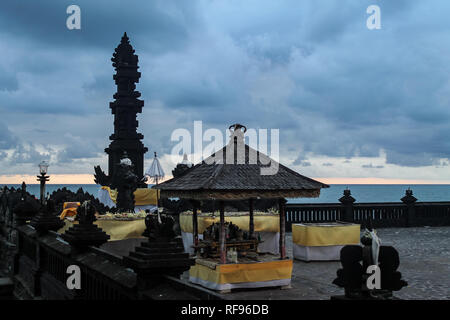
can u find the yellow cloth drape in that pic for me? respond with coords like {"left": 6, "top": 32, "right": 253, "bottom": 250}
{"left": 179, "top": 213, "right": 280, "bottom": 233}
{"left": 101, "top": 186, "right": 159, "bottom": 206}
{"left": 189, "top": 260, "right": 293, "bottom": 284}
{"left": 58, "top": 219, "right": 146, "bottom": 241}
{"left": 59, "top": 202, "right": 80, "bottom": 219}
{"left": 292, "top": 223, "right": 360, "bottom": 246}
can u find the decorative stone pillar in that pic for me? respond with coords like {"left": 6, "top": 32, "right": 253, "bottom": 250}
{"left": 401, "top": 189, "right": 417, "bottom": 227}
{"left": 339, "top": 189, "right": 356, "bottom": 223}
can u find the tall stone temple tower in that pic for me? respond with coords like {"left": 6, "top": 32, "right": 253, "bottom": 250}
{"left": 95, "top": 33, "right": 148, "bottom": 187}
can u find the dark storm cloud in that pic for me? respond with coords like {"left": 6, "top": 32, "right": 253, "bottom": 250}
{"left": 0, "top": 122, "right": 17, "bottom": 149}
{"left": 1, "top": 0, "right": 450, "bottom": 175}
{"left": 0, "top": 1, "right": 199, "bottom": 52}
{"left": 292, "top": 153, "right": 311, "bottom": 167}
{"left": 56, "top": 133, "right": 104, "bottom": 163}
{"left": 0, "top": 71, "right": 18, "bottom": 91}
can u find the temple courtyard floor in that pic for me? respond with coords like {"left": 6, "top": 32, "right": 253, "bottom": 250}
{"left": 180, "top": 226, "right": 450, "bottom": 300}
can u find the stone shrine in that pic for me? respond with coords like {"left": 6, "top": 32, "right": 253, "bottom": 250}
{"left": 95, "top": 32, "right": 148, "bottom": 187}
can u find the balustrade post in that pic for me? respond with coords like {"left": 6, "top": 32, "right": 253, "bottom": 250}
{"left": 339, "top": 189, "right": 355, "bottom": 223}
{"left": 401, "top": 189, "right": 417, "bottom": 227}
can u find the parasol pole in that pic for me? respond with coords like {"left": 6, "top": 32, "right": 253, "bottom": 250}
{"left": 249, "top": 198, "right": 254, "bottom": 240}
{"left": 191, "top": 200, "right": 199, "bottom": 253}
{"left": 279, "top": 198, "right": 287, "bottom": 259}
{"left": 145, "top": 151, "right": 165, "bottom": 185}
{"left": 219, "top": 200, "right": 226, "bottom": 264}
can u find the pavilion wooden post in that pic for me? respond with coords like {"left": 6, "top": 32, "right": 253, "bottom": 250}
{"left": 249, "top": 198, "right": 255, "bottom": 239}
{"left": 279, "top": 198, "right": 287, "bottom": 259}
{"left": 191, "top": 200, "right": 199, "bottom": 250}
{"left": 219, "top": 200, "right": 226, "bottom": 264}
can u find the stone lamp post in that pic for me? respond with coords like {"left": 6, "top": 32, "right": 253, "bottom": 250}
{"left": 37, "top": 161, "right": 50, "bottom": 205}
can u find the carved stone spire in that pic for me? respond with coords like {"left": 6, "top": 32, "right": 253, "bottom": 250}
{"left": 104, "top": 32, "right": 148, "bottom": 186}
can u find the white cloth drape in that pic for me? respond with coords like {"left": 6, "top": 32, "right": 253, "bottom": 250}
{"left": 189, "top": 276, "right": 290, "bottom": 291}
{"left": 293, "top": 243, "right": 344, "bottom": 261}
{"left": 97, "top": 187, "right": 157, "bottom": 213}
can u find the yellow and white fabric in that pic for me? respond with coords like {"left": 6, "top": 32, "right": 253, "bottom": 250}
{"left": 292, "top": 223, "right": 360, "bottom": 261}
{"left": 189, "top": 259, "right": 293, "bottom": 291}
{"left": 58, "top": 219, "right": 146, "bottom": 241}
{"left": 98, "top": 186, "right": 158, "bottom": 213}
{"left": 59, "top": 202, "right": 80, "bottom": 219}
{"left": 179, "top": 212, "right": 280, "bottom": 255}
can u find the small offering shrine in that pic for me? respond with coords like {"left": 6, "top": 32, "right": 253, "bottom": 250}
{"left": 153, "top": 123, "right": 328, "bottom": 292}
{"left": 195, "top": 220, "right": 260, "bottom": 259}
{"left": 179, "top": 210, "right": 280, "bottom": 255}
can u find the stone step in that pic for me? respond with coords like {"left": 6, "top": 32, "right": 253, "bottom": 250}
{"left": 141, "top": 241, "right": 183, "bottom": 249}
{"left": 0, "top": 277, "right": 14, "bottom": 298}
{"left": 129, "top": 251, "right": 190, "bottom": 260}
{"left": 135, "top": 246, "right": 184, "bottom": 254}
{"left": 124, "top": 257, "right": 194, "bottom": 269}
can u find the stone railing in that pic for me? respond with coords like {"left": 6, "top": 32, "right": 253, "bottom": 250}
{"left": 285, "top": 189, "right": 450, "bottom": 231}
{"left": 0, "top": 186, "right": 221, "bottom": 300}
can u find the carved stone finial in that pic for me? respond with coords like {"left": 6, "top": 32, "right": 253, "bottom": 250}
{"left": 339, "top": 189, "right": 355, "bottom": 204}
{"left": 13, "top": 187, "right": 41, "bottom": 226}
{"left": 123, "top": 212, "right": 194, "bottom": 289}
{"left": 29, "top": 199, "right": 65, "bottom": 234}
{"left": 228, "top": 123, "right": 247, "bottom": 144}
{"left": 61, "top": 200, "right": 110, "bottom": 252}
{"left": 401, "top": 189, "right": 417, "bottom": 204}
{"left": 20, "top": 182, "right": 26, "bottom": 200}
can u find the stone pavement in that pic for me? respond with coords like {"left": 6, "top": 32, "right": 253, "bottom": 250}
{"left": 182, "top": 227, "right": 450, "bottom": 300}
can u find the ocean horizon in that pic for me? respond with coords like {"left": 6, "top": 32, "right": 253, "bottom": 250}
{"left": 2, "top": 183, "right": 449, "bottom": 204}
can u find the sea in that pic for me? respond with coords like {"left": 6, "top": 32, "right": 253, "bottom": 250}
{"left": 1, "top": 184, "right": 449, "bottom": 203}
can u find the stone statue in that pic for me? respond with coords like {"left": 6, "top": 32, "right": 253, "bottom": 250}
{"left": 94, "top": 165, "right": 111, "bottom": 187}
{"left": 76, "top": 200, "right": 97, "bottom": 225}
{"left": 110, "top": 153, "right": 139, "bottom": 212}
{"left": 332, "top": 228, "right": 408, "bottom": 299}
{"left": 143, "top": 211, "right": 176, "bottom": 241}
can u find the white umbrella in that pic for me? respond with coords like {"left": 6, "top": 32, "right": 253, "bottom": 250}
{"left": 145, "top": 152, "right": 165, "bottom": 185}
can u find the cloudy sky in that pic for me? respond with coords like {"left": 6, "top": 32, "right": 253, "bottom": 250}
{"left": 1, "top": 0, "right": 450, "bottom": 184}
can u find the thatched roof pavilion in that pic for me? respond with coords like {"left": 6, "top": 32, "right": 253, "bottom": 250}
{"left": 153, "top": 124, "right": 328, "bottom": 263}
{"left": 154, "top": 125, "right": 328, "bottom": 200}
